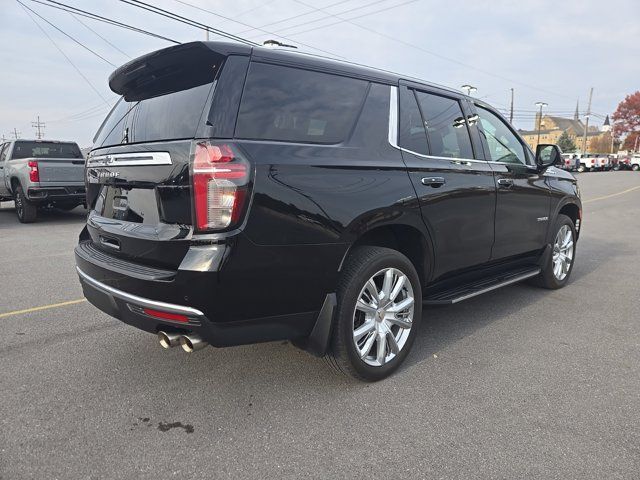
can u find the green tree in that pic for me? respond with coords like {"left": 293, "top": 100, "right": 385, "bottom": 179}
{"left": 557, "top": 130, "right": 576, "bottom": 152}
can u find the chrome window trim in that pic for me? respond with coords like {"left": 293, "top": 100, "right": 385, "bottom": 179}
{"left": 76, "top": 267, "right": 205, "bottom": 318}
{"left": 388, "top": 86, "right": 399, "bottom": 147}
{"left": 87, "top": 151, "right": 172, "bottom": 167}
{"left": 387, "top": 85, "right": 498, "bottom": 166}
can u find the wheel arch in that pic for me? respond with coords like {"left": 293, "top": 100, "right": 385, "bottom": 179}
{"left": 555, "top": 200, "right": 582, "bottom": 240}
{"left": 10, "top": 176, "right": 21, "bottom": 194}
{"left": 339, "top": 223, "right": 434, "bottom": 288}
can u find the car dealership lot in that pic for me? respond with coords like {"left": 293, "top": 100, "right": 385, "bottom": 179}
{"left": 1, "top": 172, "right": 639, "bottom": 479}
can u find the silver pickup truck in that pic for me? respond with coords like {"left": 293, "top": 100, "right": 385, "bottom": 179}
{"left": 0, "top": 139, "right": 86, "bottom": 222}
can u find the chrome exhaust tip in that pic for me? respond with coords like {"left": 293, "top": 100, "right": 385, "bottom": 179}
{"left": 158, "top": 331, "right": 181, "bottom": 349}
{"left": 179, "top": 334, "right": 207, "bottom": 353}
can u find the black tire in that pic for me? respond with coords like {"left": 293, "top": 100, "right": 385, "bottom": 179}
{"left": 327, "top": 246, "right": 422, "bottom": 381}
{"left": 632, "top": 164, "right": 639, "bottom": 172}
{"left": 577, "top": 164, "right": 586, "bottom": 173}
{"left": 14, "top": 185, "right": 37, "bottom": 223}
{"left": 532, "top": 214, "right": 576, "bottom": 289}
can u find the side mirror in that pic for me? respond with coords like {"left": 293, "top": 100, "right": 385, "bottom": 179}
{"left": 535, "top": 144, "right": 562, "bottom": 170}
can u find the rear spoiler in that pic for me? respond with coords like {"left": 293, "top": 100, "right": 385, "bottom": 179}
{"left": 108, "top": 41, "right": 251, "bottom": 101}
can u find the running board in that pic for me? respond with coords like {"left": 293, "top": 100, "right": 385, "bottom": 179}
{"left": 423, "top": 267, "right": 541, "bottom": 305}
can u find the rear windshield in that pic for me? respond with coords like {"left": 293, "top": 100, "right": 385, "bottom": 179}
{"left": 235, "top": 63, "right": 368, "bottom": 144}
{"left": 11, "top": 141, "right": 82, "bottom": 159}
{"left": 93, "top": 82, "right": 214, "bottom": 148}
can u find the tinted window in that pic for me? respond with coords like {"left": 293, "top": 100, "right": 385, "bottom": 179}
{"left": 476, "top": 106, "right": 526, "bottom": 165}
{"left": 415, "top": 91, "right": 474, "bottom": 159}
{"left": 93, "top": 83, "right": 213, "bottom": 148}
{"left": 11, "top": 141, "right": 82, "bottom": 159}
{"left": 235, "top": 63, "right": 368, "bottom": 144}
{"left": 399, "top": 88, "right": 428, "bottom": 155}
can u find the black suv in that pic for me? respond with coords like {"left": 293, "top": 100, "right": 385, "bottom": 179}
{"left": 75, "top": 41, "right": 581, "bottom": 381}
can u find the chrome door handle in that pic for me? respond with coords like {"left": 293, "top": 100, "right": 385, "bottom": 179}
{"left": 421, "top": 176, "right": 446, "bottom": 187}
{"left": 450, "top": 160, "right": 472, "bottom": 166}
{"left": 497, "top": 178, "right": 514, "bottom": 187}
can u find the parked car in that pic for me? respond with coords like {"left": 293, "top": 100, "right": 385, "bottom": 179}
{"left": 594, "top": 153, "right": 612, "bottom": 171}
{"left": 560, "top": 153, "right": 578, "bottom": 171}
{"left": 75, "top": 41, "right": 582, "bottom": 381}
{"left": 0, "top": 139, "right": 86, "bottom": 222}
{"left": 576, "top": 154, "right": 603, "bottom": 172}
{"left": 618, "top": 154, "right": 640, "bottom": 171}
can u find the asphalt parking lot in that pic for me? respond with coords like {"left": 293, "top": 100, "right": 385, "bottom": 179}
{"left": 1, "top": 171, "right": 639, "bottom": 479}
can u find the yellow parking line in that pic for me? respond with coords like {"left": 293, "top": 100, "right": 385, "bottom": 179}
{"left": 584, "top": 185, "right": 640, "bottom": 204}
{"left": 0, "top": 299, "right": 86, "bottom": 319}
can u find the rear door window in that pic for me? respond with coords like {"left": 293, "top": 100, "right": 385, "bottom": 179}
{"left": 398, "top": 87, "right": 428, "bottom": 155}
{"left": 415, "top": 91, "right": 474, "bottom": 159}
{"left": 235, "top": 63, "right": 368, "bottom": 144}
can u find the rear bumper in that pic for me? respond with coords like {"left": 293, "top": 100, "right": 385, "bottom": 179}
{"left": 27, "top": 185, "right": 85, "bottom": 202}
{"left": 74, "top": 237, "right": 343, "bottom": 347}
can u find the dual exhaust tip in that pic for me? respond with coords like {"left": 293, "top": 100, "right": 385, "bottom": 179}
{"left": 158, "top": 331, "right": 207, "bottom": 353}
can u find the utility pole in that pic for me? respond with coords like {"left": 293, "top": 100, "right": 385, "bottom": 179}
{"left": 535, "top": 102, "right": 548, "bottom": 148}
{"left": 610, "top": 122, "right": 615, "bottom": 154}
{"left": 31, "top": 115, "right": 45, "bottom": 139}
{"left": 12, "top": 128, "right": 21, "bottom": 139}
{"left": 509, "top": 88, "right": 514, "bottom": 124}
{"left": 581, "top": 88, "right": 593, "bottom": 154}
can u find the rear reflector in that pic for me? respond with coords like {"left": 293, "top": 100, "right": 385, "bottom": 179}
{"left": 192, "top": 142, "right": 250, "bottom": 232}
{"left": 143, "top": 308, "right": 189, "bottom": 323}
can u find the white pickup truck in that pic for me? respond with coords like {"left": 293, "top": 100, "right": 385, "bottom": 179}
{"left": 0, "top": 139, "right": 86, "bottom": 223}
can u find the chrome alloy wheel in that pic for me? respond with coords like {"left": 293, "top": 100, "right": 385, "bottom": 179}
{"left": 352, "top": 268, "right": 415, "bottom": 367}
{"left": 552, "top": 224, "right": 574, "bottom": 281}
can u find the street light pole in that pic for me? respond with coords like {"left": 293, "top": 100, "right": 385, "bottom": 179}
{"left": 461, "top": 84, "right": 477, "bottom": 97}
{"left": 535, "top": 102, "right": 548, "bottom": 148}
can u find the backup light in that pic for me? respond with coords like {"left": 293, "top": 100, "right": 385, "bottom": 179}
{"left": 192, "top": 142, "right": 250, "bottom": 232}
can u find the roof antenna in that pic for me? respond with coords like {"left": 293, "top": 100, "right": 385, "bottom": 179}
{"left": 263, "top": 39, "right": 298, "bottom": 49}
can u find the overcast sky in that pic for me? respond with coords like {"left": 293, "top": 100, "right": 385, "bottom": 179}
{"left": 1, "top": 0, "right": 639, "bottom": 147}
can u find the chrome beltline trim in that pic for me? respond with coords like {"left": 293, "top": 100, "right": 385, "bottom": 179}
{"left": 76, "top": 266, "right": 205, "bottom": 318}
{"left": 87, "top": 151, "right": 172, "bottom": 167}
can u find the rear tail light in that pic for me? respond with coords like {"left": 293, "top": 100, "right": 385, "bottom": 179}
{"left": 28, "top": 160, "right": 39, "bottom": 182}
{"left": 591, "top": 159, "right": 595, "bottom": 164}
{"left": 192, "top": 142, "right": 251, "bottom": 232}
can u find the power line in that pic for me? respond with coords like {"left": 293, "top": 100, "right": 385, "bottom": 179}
{"left": 280, "top": 0, "right": 419, "bottom": 36}
{"left": 17, "top": 1, "right": 110, "bottom": 104}
{"left": 171, "top": 0, "right": 344, "bottom": 58}
{"left": 117, "top": 0, "right": 260, "bottom": 46}
{"left": 233, "top": 0, "right": 279, "bottom": 18}
{"left": 30, "top": 0, "right": 180, "bottom": 44}
{"left": 234, "top": 0, "right": 352, "bottom": 35}
{"left": 289, "top": 0, "right": 576, "bottom": 102}
{"left": 49, "top": 102, "right": 115, "bottom": 123}
{"left": 18, "top": 1, "right": 116, "bottom": 67}
{"left": 69, "top": 12, "right": 131, "bottom": 59}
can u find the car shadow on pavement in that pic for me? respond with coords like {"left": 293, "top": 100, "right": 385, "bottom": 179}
{"left": 83, "top": 236, "right": 630, "bottom": 409}
{"left": 0, "top": 203, "right": 87, "bottom": 228}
